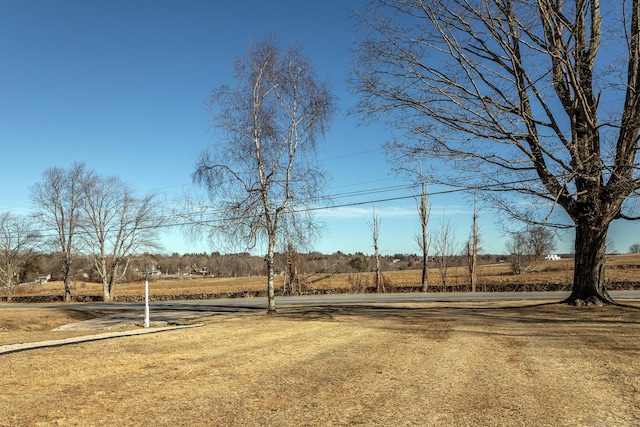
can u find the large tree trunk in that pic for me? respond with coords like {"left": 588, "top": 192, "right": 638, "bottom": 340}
{"left": 102, "top": 267, "right": 115, "bottom": 303}
{"left": 63, "top": 279, "right": 72, "bottom": 302}
{"left": 102, "top": 278, "right": 113, "bottom": 303}
{"left": 565, "top": 220, "right": 614, "bottom": 306}
{"left": 97, "top": 257, "right": 113, "bottom": 303}
{"left": 62, "top": 256, "right": 72, "bottom": 302}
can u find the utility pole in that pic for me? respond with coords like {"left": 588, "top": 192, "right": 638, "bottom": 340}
{"left": 144, "top": 275, "right": 150, "bottom": 328}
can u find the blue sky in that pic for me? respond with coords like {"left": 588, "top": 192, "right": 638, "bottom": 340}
{"left": 1, "top": 0, "right": 638, "bottom": 256}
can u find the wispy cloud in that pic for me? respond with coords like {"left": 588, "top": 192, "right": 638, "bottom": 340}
{"left": 317, "top": 204, "right": 468, "bottom": 219}
{"left": 317, "top": 205, "right": 414, "bottom": 219}
{"left": 0, "top": 205, "right": 33, "bottom": 216}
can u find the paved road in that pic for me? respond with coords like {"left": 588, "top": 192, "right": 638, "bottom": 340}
{"left": 2, "top": 290, "right": 639, "bottom": 331}
{"left": 3, "top": 290, "right": 640, "bottom": 314}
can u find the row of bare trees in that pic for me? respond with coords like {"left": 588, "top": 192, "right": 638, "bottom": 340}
{"left": 5, "top": 163, "right": 165, "bottom": 302}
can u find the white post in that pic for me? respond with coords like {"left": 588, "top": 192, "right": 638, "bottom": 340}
{"left": 144, "top": 279, "right": 150, "bottom": 328}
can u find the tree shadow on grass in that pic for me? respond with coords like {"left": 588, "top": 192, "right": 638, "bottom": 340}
{"left": 277, "top": 301, "right": 640, "bottom": 348}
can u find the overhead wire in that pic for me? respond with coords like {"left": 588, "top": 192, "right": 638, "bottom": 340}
{"left": 144, "top": 175, "right": 544, "bottom": 232}
{"left": 8, "top": 141, "right": 609, "bottom": 241}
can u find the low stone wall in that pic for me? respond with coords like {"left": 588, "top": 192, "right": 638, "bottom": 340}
{"left": 3, "top": 281, "right": 640, "bottom": 303}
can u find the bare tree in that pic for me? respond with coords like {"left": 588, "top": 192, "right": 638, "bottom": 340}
{"left": 432, "top": 215, "right": 457, "bottom": 289}
{"left": 630, "top": 243, "right": 640, "bottom": 254}
{"left": 78, "top": 173, "right": 163, "bottom": 302}
{"left": 506, "top": 231, "right": 532, "bottom": 276}
{"left": 416, "top": 177, "right": 432, "bottom": 292}
{"left": 466, "top": 193, "right": 480, "bottom": 292}
{"left": 385, "top": 143, "right": 432, "bottom": 291}
{"left": 528, "top": 226, "right": 557, "bottom": 259}
{"left": 369, "top": 206, "right": 384, "bottom": 292}
{"left": 507, "top": 226, "right": 555, "bottom": 274}
{"left": 30, "top": 162, "right": 86, "bottom": 301}
{"left": 0, "top": 212, "right": 40, "bottom": 302}
{"left": 281, "top": 240, "right": 307, "bottom": 295}
{"left": 352, "top": 1, "right": 640, "bottom": 305}
{"left": 192, "top": 36, "right": 335, "bottom": 314}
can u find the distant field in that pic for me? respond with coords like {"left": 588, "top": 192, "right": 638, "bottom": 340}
{"left": 5, "top": 253, "right": 640, "bottom": 300}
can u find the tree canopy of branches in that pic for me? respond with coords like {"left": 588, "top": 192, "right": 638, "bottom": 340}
{"left": 506, "top": 230, "right": 531, "bottom": 276}
{"left": 349, "top": 255, "right": 370, "bottom": 273}
{"left": 78, "top": 172, "right": 163, "bottom": 303}
{"left": 0, "top": 212, "right": 39, "bottom": 302}
{"left": 193, "top": 36, "right": 335, "bottom": 314}
{"left": 30, "top": 164, "right": 163, "bottom": 303}
{"left": 506, "top": 226, "right": 556, "bottom": 275}
{"left": 528, "top": 226, "right": 557, "bottom": 259}
{"left": 352, "top": 0, "right": 640, "bottom": 305}
{"left": 30, "top": 162, "right": 86, "bottom": 301}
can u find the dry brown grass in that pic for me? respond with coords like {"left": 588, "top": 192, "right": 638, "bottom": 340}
{"left": 1, "top": 302, "right": 640, "bottom": 426}
{"left": 0, "top": 308, "right": 130, "bottom": 345}
{"left": 2, "top": 255, "right": 639, "bottom": 425}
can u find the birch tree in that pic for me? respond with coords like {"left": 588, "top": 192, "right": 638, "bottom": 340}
{"left": 353, "top": 0, "right": 640, "bottom": 305}
{"left": 193, "top": 36, "right": 335, "bottom": 314}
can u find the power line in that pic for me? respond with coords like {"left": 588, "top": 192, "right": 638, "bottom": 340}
{"left": 8, "top": 169, "right": 576, "bottom": 242}
{"left": 152, "top": 177, "right": 543, "bottom": 232}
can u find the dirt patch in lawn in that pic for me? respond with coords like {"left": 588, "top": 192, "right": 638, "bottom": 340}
{"left": 1, "top": 301, "right": 640, "bottom": 426}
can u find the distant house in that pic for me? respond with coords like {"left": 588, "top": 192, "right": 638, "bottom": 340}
{"left": 37, "top": 274, "right": 51, "bottom": 285}
{"left": 545, "top": 254, "right": 561, "bottom": 261}
{"left": 142, "top": 269, "right": 162, "bottom": 277}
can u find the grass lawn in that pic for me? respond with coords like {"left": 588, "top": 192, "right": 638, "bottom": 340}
{"left": 1, "top": 301, "right": 640, "bottom": 426}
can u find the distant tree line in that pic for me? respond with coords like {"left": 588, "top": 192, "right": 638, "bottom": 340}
{"left": 1, "top": 242, "right": 513, "bottom": 301}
